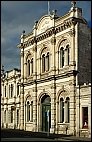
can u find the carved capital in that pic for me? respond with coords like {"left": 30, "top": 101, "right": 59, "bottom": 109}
{"left": 68, "top": 29, "right": 75, "bottom": 36}
{"left": 33, "top": 46, "right": 37, "bottom": 52}
{"left": 51, "top": 37, "right": 56, "bottom": 45}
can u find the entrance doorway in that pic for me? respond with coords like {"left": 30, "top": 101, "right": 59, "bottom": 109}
{"left": 41, "top": 94, "right": 51, "bottom": 132}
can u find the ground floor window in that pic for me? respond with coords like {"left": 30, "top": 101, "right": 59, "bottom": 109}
{"left": 17, "top": 109, "right": 19, "bottom": 126}
{"left": 4, "top": 110, "right": 6, "bottom": 122}
{"left": 82, "top": 107, "right": 88, "bottom": 128}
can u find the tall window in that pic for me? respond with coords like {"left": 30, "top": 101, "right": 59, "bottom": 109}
{"left": 46, "top": 52, "right": 49, "bottom": 71}
{"left": 27, "top": 60, "right": 30, "bottom": 76}
{"left": 11, "top": 84, "right": 13, "bottom": 98}
{"left": 5, "top": 86, "right": 6, "bottom": 97}
{"left": 9, "top": 85, "right": 10, "bottom": 98}
{"left": 17, "top": 109, "right": 19, "bottom": 126}
{"left": 66, "top": 97, "right": 70, "bottom": 123}
{"left": 31, "top": 101, "right": 33, "bottom": 121}
{"left": 60, "top": 97, "right": 70, "bottom": 123}
{"left": 4, "top": 110, "right": 6, "bottom": 122}
{"left": 60, "top": 98, "right": 64, "bottom": 123}
{"left": 27, "top": 101, "right": 30, "bottom": 122}
{"left": 82, "top": 107, "right": 88, "bottom": 128}
{"left": 42, "top": 54, "right": 45, "bottom": 73}
{"left": 60, "top": 47, "right": 64, "bottom": 68}
{"left": 11, "top": 107, "right": 13, "bottom": 123}
{"left": 66, "top": 45, "right": 70, "bottom": 65}
{"left": 31, "top": 58, "right": 33, "bottom": 74}
{"left": 17, "top": 84, "right": 19, "bottom": 96}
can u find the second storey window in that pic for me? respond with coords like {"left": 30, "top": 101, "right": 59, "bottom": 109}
{"left": 27, "top": 60, "right": 30, "bottom": 76}
{"left": 46, "top": 52, "right": 49, "bottom": 71}
{"left": 9, "top": 85, "right": 10, "bottom": 98}
{"left": 5, "top": 86, "right": 6, "bottom": 97}
{"left": 11, "top": 84, "right": 13, "bottom": 98}
{"left": 31, "top": 58, "right": 33, "bottom": 74}
{"left": 42, "top": 54, "right": 45, "bottom": 73}
{"left": 17, "top": 84, "right": 19, "bottom": 96}
{"left": 60, "top": 47, "right": 64, "bottom": 68}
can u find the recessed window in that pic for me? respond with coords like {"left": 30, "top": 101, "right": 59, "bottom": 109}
{"left": 82, "top": 107, "right": 88, "bottom": 128}
{"left": 5, "top": 86, "right": 6, "bottom": 97}
{"left": 60, "top": 47, "right": 64, "bottom": 68}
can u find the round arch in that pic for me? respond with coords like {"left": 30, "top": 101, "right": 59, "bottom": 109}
{"left": 56, "top": 36, "right": 71, "bottom": 52}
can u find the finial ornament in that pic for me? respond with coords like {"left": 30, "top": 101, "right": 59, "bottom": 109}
{"left": 71, "top": 1, "right": 76, "bottom": 8}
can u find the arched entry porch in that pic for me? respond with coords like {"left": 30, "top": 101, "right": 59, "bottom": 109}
{"left": 41, "top": 94, "right": 51, "bottom": 132}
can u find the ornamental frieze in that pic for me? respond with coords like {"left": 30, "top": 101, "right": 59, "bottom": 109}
{"left": 23, "top": 17, "right": 77, "bottom": 48}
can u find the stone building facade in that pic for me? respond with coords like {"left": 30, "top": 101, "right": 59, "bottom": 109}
{"left": 1, "top": 2, "right": 91, "bottom": 138}
{"left": 1, "top": 68, "right": 21, "bottom": 129}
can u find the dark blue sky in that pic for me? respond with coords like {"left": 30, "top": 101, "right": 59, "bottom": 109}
{"left": 1, "top": 1, "right": 91, "bottom": 71}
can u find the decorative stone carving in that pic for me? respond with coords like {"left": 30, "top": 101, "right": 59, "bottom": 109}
{"left": 68, "top": 29, "right": 75, "bottom": 37}
{"left": 51, "top": 37, "right": 56, "bottom": 45}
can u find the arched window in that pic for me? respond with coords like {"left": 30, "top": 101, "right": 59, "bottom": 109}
{"left": 27, "top": 101, "right": 30, "bottom": 122}
{"left": 31, "top": 58, "right": 33, "bottom": 74}
{"left": 9, "top": 85, "right": 10, "bottom": 98}
{"left": 5, "top": 86, "right": 6, "bottom": 97}
{"left": 11, "top": 107, "right": 14, "bottom": 123}
{"left": 17, "top": 84, "right": 19, "bottom": 96}
{"left": 17, "top": 109, "right": 19, "bottom": 126}
{"left": 42, "top": 54, "right": 45, "bottom": 73}
{"left": 60, "top": 98, "right": 64, "bottom": 123}
{"left": 4, "top": 110, "right": 6, "bottom": 122}
{"left": 11, "top": 84, "right": 13, "bottom": 98}
{"left": 60, "top": 47, "right": 64, "bottom": 68}
{"left": 66, "top": 45, "right": 70, "bottom": 66}
{"left": 31, "top": 101, "right": 33, "bottom": 121}
{"left": 27, "top": 60, "right": 30, "bottom": 76}
{"left": 46, "top": 52, "right": 50, "bottom": 71}
{"left": 66, "top": 97, "right": 70, "bottom": 123}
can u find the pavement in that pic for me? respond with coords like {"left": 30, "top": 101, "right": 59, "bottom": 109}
{"left": 1, "top": 128, "right": 91, "bottom": 141}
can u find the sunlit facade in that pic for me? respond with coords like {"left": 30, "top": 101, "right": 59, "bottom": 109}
{"left": 1, "top": 2, "right": 91, "bottom": 138}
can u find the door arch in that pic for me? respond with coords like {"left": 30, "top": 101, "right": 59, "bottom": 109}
{"left": 41, "top": 94, "right": 51, "bottom": 132}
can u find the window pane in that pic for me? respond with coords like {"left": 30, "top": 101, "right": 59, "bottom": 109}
{"left": 42, "top": 54, "right": 45, "bottom": 72}
{"left": 60, "top": 48, "right": 64, "bottom": 68}
{"left": 60, "top": 98, "right": 64, "bottom": 123}
{"left": 82, "top": 107, "right": 88, "bottom": 128}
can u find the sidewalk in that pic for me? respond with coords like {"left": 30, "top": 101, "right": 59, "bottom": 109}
{"left": 57, "top": 136, "right": 91, "bottom": 141}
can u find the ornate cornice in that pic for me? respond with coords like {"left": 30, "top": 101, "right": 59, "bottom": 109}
{"left": 21, "top": 18, "right": 75, "bottom": 48}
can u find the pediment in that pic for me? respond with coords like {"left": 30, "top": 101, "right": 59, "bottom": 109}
{"left": 37, "top": 15, "right": 53, "bottom": 35}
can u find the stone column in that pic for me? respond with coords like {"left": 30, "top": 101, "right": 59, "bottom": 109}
{"left": 50, "top": 10, "right": 56, "bottom": 75}
{"left": 69, "top": 77, "right": 76, "bottom": 135}
{"left": 33, "top": 21, "right": 37, "bottom": 80}
{"left": 24, "top": 61, "right": 27, "bottom": 82}
{"left": 50, "top": 82, "right": 56, "bottom": 133}
{"left": 33, "top": 43, "right": 37, "bottom": 80}
{"left": 20, "top": 85, "right": 24, "bottom": 130}
{"left": 33, "top": 85, "right": 37, "bottom": 132}
{"left": 20, "top": 44, "right": 24, "bottom": 129}
{"left": 21, "top": 51, "right": 24, "bottom": 83}
{"left": 55, "top": 101, "right": 59, "bottom": 133}
{"left": 69, "top": 20, "right": 76, "bottom": 66}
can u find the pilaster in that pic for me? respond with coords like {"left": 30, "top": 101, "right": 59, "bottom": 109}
{"left": 69, "top": 78, "right": 76, "bottom": 135}
{"left": 50, "top": 81, "right": 56, "bottom": 133}
{"left": 33, "top": 84, "right": 37, "bottom": 132}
